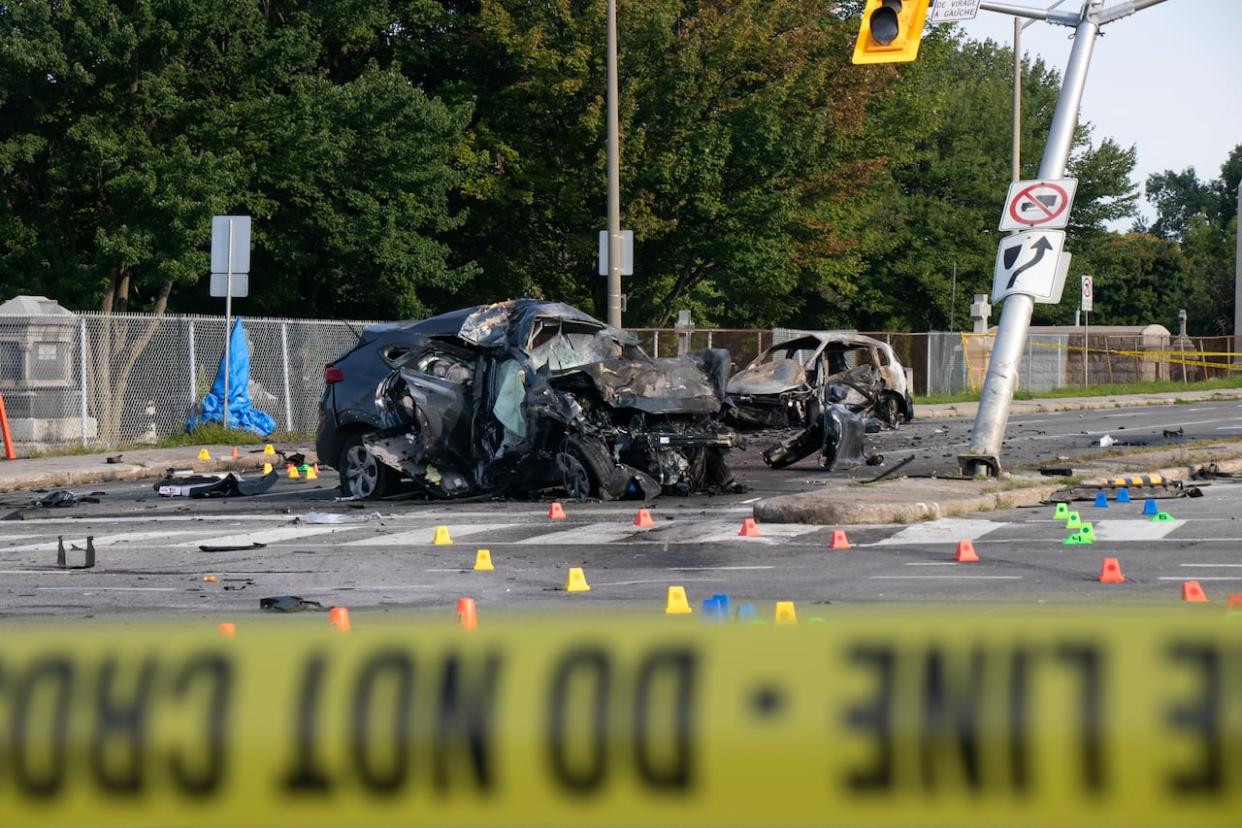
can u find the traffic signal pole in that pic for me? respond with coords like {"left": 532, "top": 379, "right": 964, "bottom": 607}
{"left": 961, "top": 0, "right": 1168, "bottom": 477}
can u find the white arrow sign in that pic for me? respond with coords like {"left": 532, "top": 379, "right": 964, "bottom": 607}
{"left": 992, "top": 230, "right": 1067, "bottom": 303}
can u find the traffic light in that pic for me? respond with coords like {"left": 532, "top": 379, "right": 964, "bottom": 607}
{"left": 851, "top": 0, "right": 931, "bottom": 65}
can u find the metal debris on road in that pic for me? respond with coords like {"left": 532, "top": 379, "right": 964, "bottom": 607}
{"left": 260, "top": 595, "right": 325, "bottom": 612}
{"left": 30, "top": 490, "right": 101, "bottom": 508}
{"left": 55, "top": 535, "right": 96, "bottom": 569}
{"left": 156, "top": 469, "right": 278, "bottom": 498}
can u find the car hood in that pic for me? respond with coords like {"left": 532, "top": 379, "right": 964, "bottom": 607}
{"left": 562, "top": 357, "right": 723, "bottom": 415}
{"left": 726, "top": 358, "right": 807, "bottom": 395}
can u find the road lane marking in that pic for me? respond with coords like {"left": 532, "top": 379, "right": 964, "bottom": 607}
{"left": 1157, "top": 576, "right": 1242, "bottom": 581}
{"left": 342, "top": 523, "right": 516, "bottom": 546}
{"left": 872, "top": 518, "right": 1001, "bottom": 547}
{"left": 1180, "top": 563, "right": 1242, "bottom": 567}
{"left": 35, "top": 586, "right": 178, "bottom": 592}
{"left": 1093, "top": 519, "right": 1186, "bottom": 541}
{"left": 176, "top": 526, "right": 350, "bottom": 548}
{"left": 661, "top": 565, "right": 776, "bottom": 571}
{"left": 516, "top": 523, "right": 645, "bottom": 545}
{"left": 4, "top": 531, "right": 203, "bottom": 552}
{"left": 904, "top": 562, "right": 959, "bottom": 566}
{"left": 869, "top": 575, "right": 1022, "bottom": 580}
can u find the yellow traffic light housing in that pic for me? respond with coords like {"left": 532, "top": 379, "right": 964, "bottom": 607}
{"left": 851, "top": 0, "right": 931, "bottom": 65}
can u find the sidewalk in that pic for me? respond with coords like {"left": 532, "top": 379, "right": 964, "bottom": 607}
{"left": 0, "top": 443, "right": 320, "bottom": 496}
{"left": 916, "top": 387, "right": 1242, "bottom": 421}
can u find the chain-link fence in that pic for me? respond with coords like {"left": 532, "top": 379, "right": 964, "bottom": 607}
{"left": 4, "top": 309, "right": 1241, "bottom": 452}
{"left": 0, "top": 312, "right": 369, "bottom": 451}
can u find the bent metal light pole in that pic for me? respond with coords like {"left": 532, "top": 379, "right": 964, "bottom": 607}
{"left": 605, "top": 0, "right": 623, "bottom": 328}
{"left": 961, "top": 0, "right": 1169, "bottom": 477}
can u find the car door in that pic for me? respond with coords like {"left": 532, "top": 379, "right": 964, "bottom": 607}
{"left": 399, "top": 341, "right": 478, "bottom": 465}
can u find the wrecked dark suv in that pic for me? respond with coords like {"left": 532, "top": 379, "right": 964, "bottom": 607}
{"left": 316, "top": 300, "right": 741, "bottom": 500}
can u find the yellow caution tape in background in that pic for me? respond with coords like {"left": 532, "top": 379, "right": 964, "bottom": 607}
{"left": 0, "top": 611, "right": 1238, "bottom": 827}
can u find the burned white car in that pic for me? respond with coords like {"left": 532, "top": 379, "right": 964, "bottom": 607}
{"left": 725, "top": 332, "right": 913, "bottom": 429}
{"left": 317, "top": 300, "right": 741, "bottom": 500}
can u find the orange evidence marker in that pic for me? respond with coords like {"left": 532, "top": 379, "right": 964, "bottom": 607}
{"left": 456, "top": 597, "right": 478, "bottom": 630}
{"left": 738, "top": 518, "right": 761, "bottom": 537}
{"left": 328, "top": 607, "right": 351, "bottom": 633}
{"left": 1098, "top": 557, "right": 1125, "bottom": 584}
{"left": 953, "top": 540, "right": 979, "bottom": 563}
{"left": 547, "top": 502, "right": 567, "bottom": 520}
{"left": 828, "top": 530, "right": 850, "bottom": 550}
{"left": 1181, "top": 580, "right": 1209, "bottom": 603}
{"left": 216, "top": 622, "right": 237, "bottom": 637}
{"left": 634, "top": 508, "right": 655, "bottom": 527}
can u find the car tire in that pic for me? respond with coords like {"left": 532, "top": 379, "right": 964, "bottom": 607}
{"left": 704, "top": 447, "right": 735, "bottom": 489}
{"left": 558, "top": 435, "right": 613, "bottom": 500}
{"left": 878, "top": 392, "right": 904, "bottom": 428}
{"left": 338, "top": 432, "right": 399, "bottom": 499}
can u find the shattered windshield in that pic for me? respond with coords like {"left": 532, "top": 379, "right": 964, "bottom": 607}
{"left": 527, "top": 319, "right": 628, "bottom": 371}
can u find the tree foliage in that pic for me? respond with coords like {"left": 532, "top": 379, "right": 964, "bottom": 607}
{"left": 0, "top": 2, "right": 1229, "bottom": 338}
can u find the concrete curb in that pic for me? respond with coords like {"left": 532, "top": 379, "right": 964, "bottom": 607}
{"left": 754, "top": 442, "right": 1242, "bottom": 526}
{"left": 916, "top": 388, "right": 1242, "bottom": 422}
{"left": 754, "top": 481, "right": 1059, "bottom": 525}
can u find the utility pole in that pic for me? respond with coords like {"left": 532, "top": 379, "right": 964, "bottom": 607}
{"left": 605, "top": 0, "right": 623, "bottom": 328}
{"left": 1235, "top": 180, "right": 1242, "bottom": 361}
{"left": 1012, "top": 16, "right": 1021, "bottom": 182}
{"left": 963, "top": 0, "right": 1169, "bottom": 477}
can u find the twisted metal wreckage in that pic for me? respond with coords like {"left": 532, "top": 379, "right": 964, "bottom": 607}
{"left": 358, "top": 300, "right": 743, "bottom": 500}
{"left": 321, "top": 301, "right": 898, "bottom": 501}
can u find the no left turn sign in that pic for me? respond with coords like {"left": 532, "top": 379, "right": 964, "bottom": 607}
{"left": 999, "top": 178, "right": 1078, "bottom": 231}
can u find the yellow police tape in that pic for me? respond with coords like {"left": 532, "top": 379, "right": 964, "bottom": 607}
{"left": 0, "top": 611, "right": 1238, "bottom": 827}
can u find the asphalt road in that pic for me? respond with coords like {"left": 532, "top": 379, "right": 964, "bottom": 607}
{"left": 1, "top": 401, "right": 1239, "bottom": 622}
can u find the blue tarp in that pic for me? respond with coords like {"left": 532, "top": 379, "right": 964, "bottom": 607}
{"left": 186, "top": 317, "right": 276, "bottom": 437}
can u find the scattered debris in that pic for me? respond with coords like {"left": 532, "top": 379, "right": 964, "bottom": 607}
{"left": 1039, "top": 467, "right": 1076, "bottom": 477}
{"left": 198, "top": 542, "right": 266, "bottom": 552}
{"left": 56, "top": 536, "right": 96, "bottom": 569}
{"left": 30, "top": 490, "right": 100, "bottom": 508}
{"left": 1096, "top": 434, "right": 1116, "bottom": 447}
{"left": 260, "top": 595, "right": 325, "bottom": 612}
{"left": 156, "top": 470, "right": 278, "bottom": 498}
{"left": 296, "top": 511, "right": 380, "bottom": 525}
{"left": 861, "top": 455, "right": 914, "bottom": 485}
{"left": 105, "top": 454, "right": 123, "bottom": 464}
{"left": 762, "top": 390, "right": 881, "bottom": 471}
{"left": 1163, "top": 427, "right": 1184, "bottom": 439}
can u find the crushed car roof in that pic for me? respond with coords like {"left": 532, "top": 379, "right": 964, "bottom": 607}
{"left": 362, "top": 299, "right": 633, "bottom": 348}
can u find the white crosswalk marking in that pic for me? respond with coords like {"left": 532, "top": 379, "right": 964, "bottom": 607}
{"left": 175, "top": 526, "right": 349, "bottom": 548}
{"left": 516, "top": 522, "right": 647, "bottom": 545}
{"left": 342, "top": 523, "right": 514, "bottom": 546}
{"left": 3, "top": 530, "right": 203, "bottom": 552}
{"left": 1092, "top": 519, "right": 1186, "bottom": 541}
{"left": 871, "top": 518, "right": 1001, "bottom": 547}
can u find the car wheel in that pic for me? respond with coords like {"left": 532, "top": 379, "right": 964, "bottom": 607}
{"left": 704, "top": 448, "right": 735, "bottom": 489}
{"left": 558, "top": 436, "right": 613, "bottom": 500}
{"left": 338, "top": 432, "right": 398, "bottom": 499}
{"left": 878, "top": 393, "right": 903, "bottom": 428}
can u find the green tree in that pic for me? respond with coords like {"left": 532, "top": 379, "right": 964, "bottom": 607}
{"left": 0, "top": 1, "right": 472, "bottom": 319}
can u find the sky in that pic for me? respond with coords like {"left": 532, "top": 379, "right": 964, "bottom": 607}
{"left": 955, "top": 0, "right": 1242, "bottom": 223}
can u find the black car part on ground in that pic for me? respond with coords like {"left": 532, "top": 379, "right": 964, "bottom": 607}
{"left": 154, "top": 470, "right": 279, "bottom": 498}
{"left": 326, "top": 300, "right": 743, "bottom": 501}
{"left": 762, "top": 404, "right": 874, "bottom": 471}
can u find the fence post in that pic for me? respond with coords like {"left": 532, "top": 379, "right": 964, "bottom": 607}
{"left": 653, "top": 330, "right": 659, "bottom": 356}
{"left": 281, "top": 322, "right": 293, "bottom": 432}
{"left": 187, "top": 321, "right": 196, "bottom": 412}
{"left": 79, "top": 318, "right": 88, "bottom": 446}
